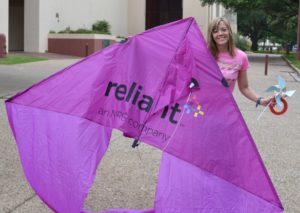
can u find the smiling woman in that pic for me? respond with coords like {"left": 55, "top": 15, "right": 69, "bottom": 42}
{"left": 207, "top": 17, "right": 274, "bottom": 107}
{"left": 0, "top": 54, "right": 47, "bottom": 65}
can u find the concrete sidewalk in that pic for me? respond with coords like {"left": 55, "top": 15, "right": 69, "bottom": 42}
{"left": 0, "top": 58, "right": 81, "bottom": 98}
{"left": 0, "top": 54, "right": 299, "bottom": 212}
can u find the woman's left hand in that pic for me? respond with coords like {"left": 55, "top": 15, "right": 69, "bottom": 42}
{"left": 260, "top": 96, "right": 275, "bottom": 107}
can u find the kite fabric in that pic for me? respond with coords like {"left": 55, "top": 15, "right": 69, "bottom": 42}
{"left": 6, "top": 17, "right": 283, "bottom": 212}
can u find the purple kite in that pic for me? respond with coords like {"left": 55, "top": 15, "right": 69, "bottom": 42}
{"left": 6, "top": 17, "right": 283, "bottom": 212}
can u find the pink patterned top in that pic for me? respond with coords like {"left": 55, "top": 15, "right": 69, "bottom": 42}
{"left": 217, "top": 49, "right": 249, "bottom": 92}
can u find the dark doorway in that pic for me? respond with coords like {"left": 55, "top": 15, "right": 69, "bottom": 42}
{"left": 146, "top": 0, "right": 182, "bottom": 30}
{"left": 9, "top": 0, "right": 24, "bottom": 51}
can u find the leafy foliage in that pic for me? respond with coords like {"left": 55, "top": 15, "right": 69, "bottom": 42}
{"left": 234, "top": 33, "right": 251, "bottom": 51}
{"left": 268, "top": 15, "right": 297, "bottom": 47}
{"left": 92, "top": 20, "right": 111, "bottom": 34}
{"left": 55, "top": 20, "right": 112, "bottom": 35}
{"left": 237, "top": 9, "right": 269, "bottom": 51}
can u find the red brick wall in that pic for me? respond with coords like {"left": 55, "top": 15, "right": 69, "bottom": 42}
{"left": 48, "top": 38, "right": 114, "bottom": 57}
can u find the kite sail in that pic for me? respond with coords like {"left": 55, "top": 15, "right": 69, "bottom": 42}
{"left": 6, "top": 17, "right": 283, "bottom": 212}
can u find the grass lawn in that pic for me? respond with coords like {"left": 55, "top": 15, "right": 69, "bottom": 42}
{"left": 0, "top": 54, "right": 48, "bottom": 65}
{"left": 284, "top": 53, "right": 300, "bottom": 70}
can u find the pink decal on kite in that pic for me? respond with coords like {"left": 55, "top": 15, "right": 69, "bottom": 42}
{"left": 183, "top": 94, "right": 204, "bottom": 117}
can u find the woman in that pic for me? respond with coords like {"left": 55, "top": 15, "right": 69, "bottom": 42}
{"left": 207, "top": 17, "right": 273, "bottom": 107}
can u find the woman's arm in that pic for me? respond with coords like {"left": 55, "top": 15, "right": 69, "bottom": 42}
{"left": 237, "top": 70, "right": 273, "bottom": 106}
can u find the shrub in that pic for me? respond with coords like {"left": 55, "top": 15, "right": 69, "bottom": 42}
{"left": 58, "top": 26, "right": 72, "bottom": 34}
{"left": 58, "top": 27, "right": 92, "bottom": 34}
{"left": 234, "top": 33, "right": 251, "bottom": 51}
{"left": 92, "top": 20, "right": 111, "bottom": 35}
{"left": 74, "top": 28, "right": 94, "bottom": 34}
{"left": 55, "top": 20, "right": 112, "bottom": 35}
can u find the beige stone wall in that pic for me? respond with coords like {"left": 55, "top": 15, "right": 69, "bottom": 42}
{"left": 24, "top": 0, "right": 40, "bottom": 52}
{"left": 0, "top": 0, "right": 9, "bottom": 51}
{"left": 183, "top": 1, "right": 236, "bottom": 38}
{"left": 183, "top": 0, "right": 210, "bottom": 38}
{"left": 127, "top": 0, "right": 146, "bottom": 36}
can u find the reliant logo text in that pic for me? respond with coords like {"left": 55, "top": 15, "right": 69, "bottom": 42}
{"left": 105, "top": 81, "right": 204, "bottom": 124}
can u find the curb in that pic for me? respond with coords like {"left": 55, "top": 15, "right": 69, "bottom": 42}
{"left": 282, "top": 55, "right": 300, "bottom": 76}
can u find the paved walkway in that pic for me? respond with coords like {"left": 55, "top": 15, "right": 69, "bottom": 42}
{"left": 0, "top": 53, "right": 299, "bottom": 212}
{"left": 0, "top": 54, "right": 81, "bottom": 98}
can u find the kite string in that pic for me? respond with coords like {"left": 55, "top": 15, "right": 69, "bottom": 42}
{"left": 162, "top": 91, "right": 192, "bottom": 151}
{"left": 134, "top": 145, "right": 157, "bottom": 193}
{"left": 257, "top": 101, "right": 272, "bottom": 121}
{"left": 136, "top": 146, "right": 143, "bottom": 162}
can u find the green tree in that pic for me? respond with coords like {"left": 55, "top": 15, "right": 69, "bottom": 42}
{"left": 92, "top": 20, "right": 111, "bottom": 34}
{"left": 263, "top": 0, "right": 298, "bottom": 19}
{"left": 234, "top": 33, "right": 251, "bottom": 51}
{"left": 237, "top": 9, "right": 269, "bottom": 51}
{"left": 200, "top": 0, "right": 298, "bottom": 19}
{"left": 268, "top": 15, "right": 297, "bottom": 53}
{"left": 263, "top": 0, "right": 298, "bottom": 53}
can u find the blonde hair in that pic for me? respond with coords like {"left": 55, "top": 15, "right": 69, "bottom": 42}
{"left": 207, "top": 17, "right": 236, "bottom": 59}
